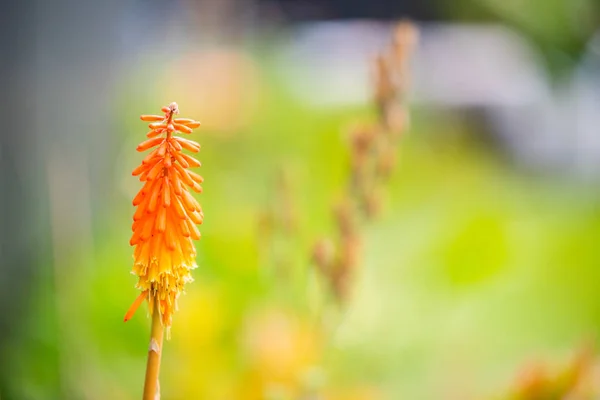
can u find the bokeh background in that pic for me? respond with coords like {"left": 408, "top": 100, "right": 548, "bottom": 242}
{"left": 1, "top": 0, "right": 600, "bottom": 399}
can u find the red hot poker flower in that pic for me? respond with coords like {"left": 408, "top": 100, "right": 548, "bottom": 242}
{"left": 125, "top": 102, "right": 203, "bottom": 332}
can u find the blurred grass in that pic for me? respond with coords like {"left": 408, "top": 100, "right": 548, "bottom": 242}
{"left": 7, "top": 42, "right": 600, "bottom": 399}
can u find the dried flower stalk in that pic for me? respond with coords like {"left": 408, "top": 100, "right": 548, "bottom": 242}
{"left": 313, "top": 20, "right": 418, "bottom": 303}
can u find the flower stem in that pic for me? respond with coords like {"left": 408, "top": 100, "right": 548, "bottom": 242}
{"left": 143, "top": 297, "right": 164, "bottom": 400}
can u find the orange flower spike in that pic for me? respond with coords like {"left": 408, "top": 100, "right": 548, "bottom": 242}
{"left": 125, "top": 102, "right": 203, "bottom": 332}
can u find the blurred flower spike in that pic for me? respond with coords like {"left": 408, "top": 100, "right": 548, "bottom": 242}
{"left": 125, "top": 102, "right": 203, "bottom": 333}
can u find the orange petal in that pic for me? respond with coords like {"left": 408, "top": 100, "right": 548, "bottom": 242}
{"left": 129, "top": 228, "right": 142, "bottom": 246}
{"left": 187, "top": 219, "right": 201, "bottom": 240}
{"left": 169, "top": 171, "right": 183, "bottom": 196}
{"left": 132, "top": 190, "right": 145, "bottom": 206}
{"left": 185, "top": 121, "right": 201, "bottom": 128}
{"left": 164, "top": 215, "right": 177, "bottom": 250}
{"left": 173, "top": 118, "right": 194, "bottom": 124}
{"left": 169, "top": 137, "right": 183, "bottom": 151}
{"left": 140, "top": 115, "right": 164, "bottom": 122}
{"left": 142, "top": 148, "right": 160, "bottom": 164}
{"left": 124, "top": 290, "right": 148, "bottom": 322}
{"left": 181, "top": 190, "right": 200, "bottom": 212}
{"left": 180, "top": 153, "right": 201, "bottom": 167}
{"left": 140, "top": 216, "right": 154, "bottom": 241}
{"left": 190, "top": 181, "right": 202, "bottom": 193}
{"left": 132, "top": 163, "right": 150, "bottom": 177}
{"left": 171, "top": 195, "right": 187, "bottom": 219}
{"left": 136, "top": 239, "right": 151, "bottom": 266}
{"left": 137, "top": 137, "right": 164, "bottom": 152}
{"left": 172, "top": 151, "right": 189, "bottom": 168}
{"left": 146, "top": 160, "right": 165, "bottom": 181}
{"left": 156, "top": 206, "right": 167, "bottom": 233}
{"left": 175, "top": 164, "right": 194, "bottom": 186}
{"left": 163, "top": 307, "right": 172, "bottom": 328}
{"left": 173, "top": 123, "right": 193, "bottom": 134}
{"left": 158, "top": 247, "right": 172, "bottom": 274}
{"left": 189, "top": 210, "right": 203, "bottom": 224}
{"left": 187, "top": 170, "right": 204, "bottom": 184}
{"left": 174, "top": 118, "right": 201, "bottom": 128}
{"left": 149, "top": 122, "right": 166, "bottom": 130}
{"left": 179, "top": 218, "right": 191, "bottom": 237}
{"left": 174, "top": 137, "right": 200, "bottom": 152}
{"left": 139, "top": 169, "right": 149, "bottom": 182}
{"left": 162, "top": 178, "right": 171, "bottom": 207}
{"left": 141, "top": 178, "right": 158, "bottom": 195}
{"left": 146, "top": 129, "right": 164, "bottom": 138}
{"left": 147, "top": 182, "right": 162, "bottom": 213}
{"left": 133, "top": 198, "right": 149, "bottom": 221}
{"left": 132, "top": 219, "right": 141, "bottom": 232}
{"left": 157, "top": 143, "right": 167, "bottom": 157}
